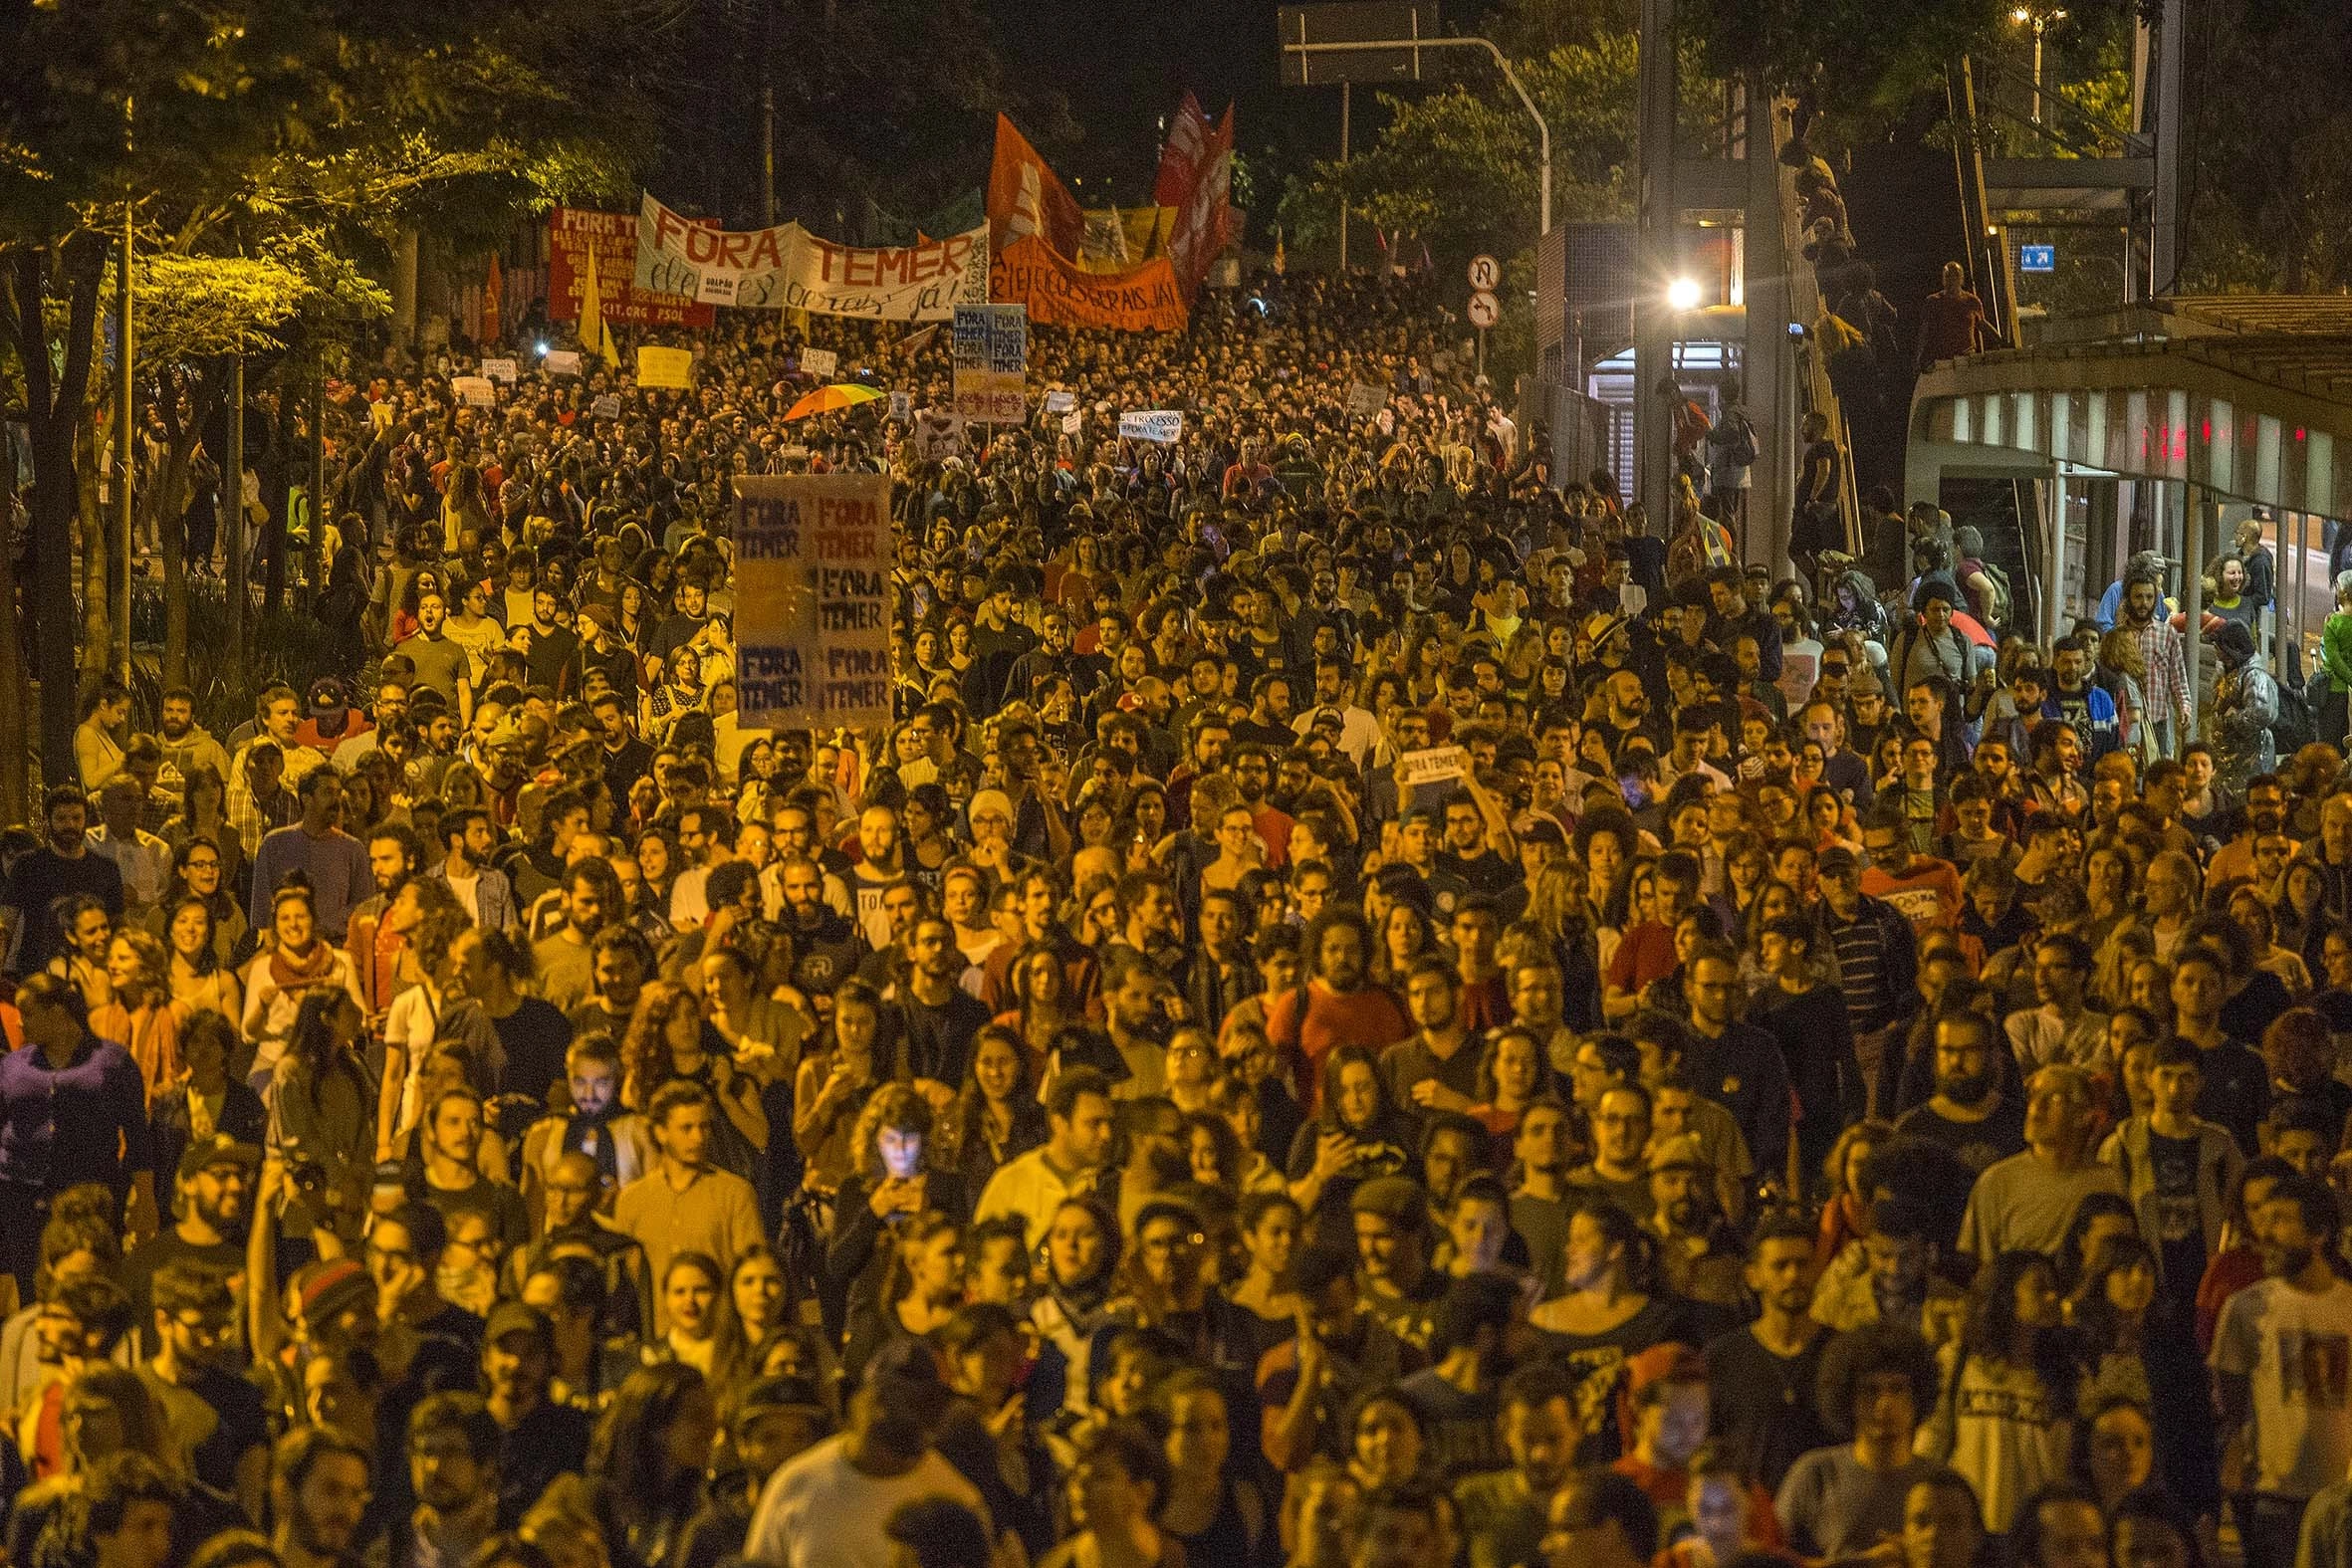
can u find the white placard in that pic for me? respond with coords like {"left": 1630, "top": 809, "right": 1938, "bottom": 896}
{"left": 1399, "top": 746, "right": 1470, "bottom": 788}
{"left": 1044, "top": 390, "right": 1075, "bottom": 414}
{"left": 544, "top": 350, "right": 582, "bottom": 376}
{"left": 590, "top": 393, "right": 621, "bottom": 420}
{"left": 1118, "top": 409, "right": 1184, "bottom": 444}
{"left": 452, "top": 376, "right": 496, "bottom": 407}
{"left": 801, "top": 347, "right": 838, "bottom": 378}
{"left": 1061, "top": 409, "right": 1082, "bottom": 434}
{"left": 888, "top": 390, "right": 911, "bottom": 423}
{"left": 1346, "top": 382, "right": 1389, "bottom": 418}
{"left": 479, "top": 358, "right": 518, "bottom": 383}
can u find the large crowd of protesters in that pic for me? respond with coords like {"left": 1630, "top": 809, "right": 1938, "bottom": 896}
{"left": 1, "top": 263, "right": 2345, "bottom": 1568}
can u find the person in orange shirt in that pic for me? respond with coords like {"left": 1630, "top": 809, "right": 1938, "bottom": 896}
{"left": 1610, "top": 1344, "right": 1786, "bottom": 1552}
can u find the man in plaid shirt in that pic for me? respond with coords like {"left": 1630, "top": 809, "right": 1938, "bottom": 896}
{"left": 2123, "top": 568, "right": 2192, "bottom": 759}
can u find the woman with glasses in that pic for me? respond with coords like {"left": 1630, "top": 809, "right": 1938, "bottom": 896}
{"left": 0, "top": 974, "right": 158, "bottom": 1293}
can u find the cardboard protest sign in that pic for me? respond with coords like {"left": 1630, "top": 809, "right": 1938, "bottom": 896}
{"left": 479, "top": 358, "right": 518, "bottom": 384}
{"left": 1118, "top": 409, "right": 1184, "bottom": 443}
{"left": 733, "top": 473, "right": 894, "bottom": 732}
{"left": 451, "top": 376, "right": 496, "bottom": 407}
{"left": 544, "top": 350, "right": 582, "bottom": 376}
{"left": 636, "top": 345, "right": 694, "bottom": 389}
{"left": 1399, "top": 747, "right": 1469, "bottom": 788}
{"left": 801, "top": 347, "right": 837, "bottom": 378}
{"left": 952, "top": 305, "right": 1028, "bottom": 423}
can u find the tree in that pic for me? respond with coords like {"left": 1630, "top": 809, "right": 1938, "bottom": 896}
{"left": 0, "top": 0, "right": 675, "bottom": 797}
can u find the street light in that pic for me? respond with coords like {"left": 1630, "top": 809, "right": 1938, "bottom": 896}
{"left": 1666, "top": 277, "right": 1702, "bottom": 311}
{"left": 2010, "top": 4, "right": 2067, "bottom": 125}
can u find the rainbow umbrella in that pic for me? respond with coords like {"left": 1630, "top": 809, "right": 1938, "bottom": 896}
{"left": 784, "top": 382, "right": 886, "bottom": 421}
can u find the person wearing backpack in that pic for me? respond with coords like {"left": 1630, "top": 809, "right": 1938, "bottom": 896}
{"left": 1953, "top": 526, "right": 2011, "bottom": 631}
{"left": 1704, "top": 382, "right": 1759, "bottom": 552}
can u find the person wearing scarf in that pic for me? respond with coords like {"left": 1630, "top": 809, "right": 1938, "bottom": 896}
{"left": 1025, "top": 1195, "right": 1122, "bottom": 1424}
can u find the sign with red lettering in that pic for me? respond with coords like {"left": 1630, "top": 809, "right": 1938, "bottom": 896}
{"left": 733, "top": 473, "right": 895, "bottom": 732}
{"left": 634, "top": 194, "right": 988, "bottom": 320}
{"left": 546, "top": 208, "right": 713, "bottom": 329}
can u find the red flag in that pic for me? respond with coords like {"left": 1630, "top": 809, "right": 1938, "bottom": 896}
{"left": 481, "top": 254, "right": 503, "bottom": 343}
{"left": 987, "top": 114, "right": 1084, "bottom": 259}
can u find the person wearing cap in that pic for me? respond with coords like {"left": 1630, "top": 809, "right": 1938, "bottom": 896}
{"left": 744, "top": 1336, "right": 992, "bottom": 1568}
{"left": 294, "top": 678, "right": 371, "bottom": 759}
{"left": 1646, "top": 1136, "right": 1743, "bottom": 1308}
{"left": 2207, "top": 617, "right": 2278, "bottom": 792}
{"left": 481, "top": 1299, "right": 590, "bottom": 1528}
{"left": 1815, "top": 844, "right": 1920, "bottom": 1116}
{"left": 676, "top": 1374, "right": 836, "bottom": 1568}
{"left": 121, "top": 1129, "right": 259, "bottom": 1353}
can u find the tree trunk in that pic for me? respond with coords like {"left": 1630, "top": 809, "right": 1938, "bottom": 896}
{"left": 263, "top": 386, "right": 292, "bottom": 615}
{"left": 5, "top": 243, "right": 106, "bottom": 787}
{"left": 78, "top": 415, "right": 111, "bottom": 711}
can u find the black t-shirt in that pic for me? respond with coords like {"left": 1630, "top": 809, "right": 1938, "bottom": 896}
{"left": 491, "top": 998, "right": 575, "bottom": 1109}
{"left": 1894, "top": 1095, "right": 2027, "bottom": 1175}
{"left": 2195, "top": 1037, "right": 2271, "bottom": 1157}
{"left": 5, "top": 847, "right": 124, "bottom": 973}
{"left": 497, "top": 1399, "right": 592, "bottom": 1528}
{"left": 1703, "top": 1323, "right": 1837, "bottom": 1492}
{"left": 421, "top": 1173, "right": 533, "bottom": 1248}
{"left": 525, "top": 622, "right": 581, "bottom": 693}
{"left": 890, "top": 989, "right": 991, "bottom": 1086}
{"left": 601, "top": 735, "right": 655, "bottom": 801}
{"left": 181, "top": 1365, "right": 270, "bottom": 1497}
{"left": 2146, "top": 1129, "right": 2210, "bottom": 1297}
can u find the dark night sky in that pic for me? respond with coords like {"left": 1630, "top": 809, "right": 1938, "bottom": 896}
{"left": 983, "top": 0, "right": 1353, "bottom": 204}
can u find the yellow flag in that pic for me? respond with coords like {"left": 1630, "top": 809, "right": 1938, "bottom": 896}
{"left": 580, "top": 241, "right": 617, "bottom": 362}
{"left": 1273, "top": 227, "right": 1287, "bottom": 276}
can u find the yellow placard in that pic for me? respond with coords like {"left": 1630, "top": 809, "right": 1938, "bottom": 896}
{"left": 636, "top": 345, "right": 694, "bottom": 390}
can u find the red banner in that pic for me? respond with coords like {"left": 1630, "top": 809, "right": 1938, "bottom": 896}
{"left": 1154, "top": 94, "right": 1238, "bottom": 295}
{"left": 991, "top": 234, "right": 1187, "bottom": 333}
{"left": 547, "top": 208, "right": 713, "bottom": 329}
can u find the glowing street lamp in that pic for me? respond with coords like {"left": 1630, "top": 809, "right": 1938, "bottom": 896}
{"left": 2010, "top": 4, "right": 2067, "bottom": 124}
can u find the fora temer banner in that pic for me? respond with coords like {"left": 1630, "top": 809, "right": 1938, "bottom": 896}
{"left": 634, "top": 194, "right": 989, "bottom": 321}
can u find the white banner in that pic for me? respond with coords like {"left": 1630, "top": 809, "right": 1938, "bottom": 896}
{"left": 801, "top": 347, "right": 837, "bottom": 378}
{"left": 1119, "top": 409, "right": 1184, "bottom": 443}
{"left": 452, "top": 376, "right": 496, "bottom": 407}
{"left": 544, "top": 350, "right": 583, "bottom": 376}
{"left": 1399, "top": 746, "right": 1469, "bottom": 787}
{"left": 1044, "top": 389, "right": 1075, "bottom": 414}
{"left": 479, "top": 358, "right": 518, "bottom": 384}
{"left": 634, "top": 194, "right": 989, "bottom": 320}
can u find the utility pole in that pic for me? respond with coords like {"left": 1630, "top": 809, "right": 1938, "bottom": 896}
{"left": 1338, "top": 81, "right": 1350, "bottom": 273}
{"left": 226, "top": 355, "right": 245, "bottom": 676}
{"left": 759, "top": 0, "right": 777, "bottom": 226}
{"left": 116, "top": 200, "right": 133, "bottom": 685}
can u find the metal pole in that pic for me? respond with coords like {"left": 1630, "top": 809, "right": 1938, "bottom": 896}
{"left": 309, "top": 364, "right": 326, "bottom": 594}
{"left": 226, "top": 355, "right": 244, "bottom": 675}
{"left": 1339, "top": 81, "right": 1350, "bottom": 273}
{"left": 2030, "top": 18, "right": 2044, "bottom": 125}
{"left": 2150, "top": 0, "right": 2184, "bottom": 293}
{"left": 116, "top": 203, "right": 133, "bottom": 686}
{"left": 759, "top": 0, "right": 777, "bottom": 227}
{"left": 2182, "top": 479, "right": 2204, "bottom": 739}
{"left": 1634, "top": 0, "right": 1678, "bottom": 529}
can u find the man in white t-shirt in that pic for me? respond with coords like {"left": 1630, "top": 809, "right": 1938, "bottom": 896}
{"left": 745, "top": 1338, "right": 993, "bottom": 1568}
{"left": 2213, "top": 1175, "right": 2352, "bottom": 1568}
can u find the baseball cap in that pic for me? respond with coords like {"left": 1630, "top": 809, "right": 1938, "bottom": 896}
{"left": 485, "top": 1300, "right": 556, "bottom": 1354}
{"left": 177, "top": 1133, "right": 261, "bottom": 1184}
{"left": 1647, "top": 1133, "right": 1711, "bottom": 1174}
{"left": 1817, "top": 845, "right": 1860, "bottom": 874}
{"left": 1350, "top": 1175, "right": 1428, "bottom": 1223}
{"left": 867, "top": 1336, "right": 947, "bottom": 1391}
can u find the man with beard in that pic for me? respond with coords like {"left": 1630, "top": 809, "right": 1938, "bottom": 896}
{"left": 773, "top": 854, "right": 863, "bottom": 1003}
{"left": 1003, "top": 604, "right": 1076, "bottom": 711}
{"left": 139, "top": 1261, "right": 270, "bottom": 1520}
{"left": 1645, "top": 1135, "right": 1743, "bottom": 1305}
{"left": 2213, "top": 1175, "right": 2352, "bottom": 1568}
{"left": 1799, "top": 699, "right": 1875, "bottom": 809}
{"left": 155, "top": 686, "right": 233, "bottom": 794}
{"left": 346, "top": 821, "right": 423, "bottom": 1018}
{"left": 1894, "top": 1010, "right": 2025, "bottom": 1174}
{"left": 1595, "top": 669, "right": 1659, "bottom": 756}
{"left": 1705, "top": 1218, "right": 1835, "bottom": 1492}
{"left": 121, "top": 1134, "right": 257, "bottom": 1353}
{"left": 2001, "top": 934, "right": 2108, "bottom": 1076}
{"left": 270, "top": 1428, "right": 372, "bottom": 1568}
{"left": 480, "top": 1301, "right": 589, "bottom": 1527}
{"left": 890, "top": 915, "right": 991, "bottom": 1097}
{"left": 2042, "top": 638, "right": 2121, "bottom": 762}
{"left": 1, "top": 784, "right": 125, "bottom": 975}
{"left": 531, "top": 858, "right": 617, "bottom": 1016}
{"left": 1267, "top": 909, "right": 1411, "bottom": 1108}
{"left": 1682, "top": 945, "right": 1794, "bottom": 1185}
{"left": 2121, "top": 566, "right": 2192, "bottom": 759}
{"left": 393, "top": 1393, "right": 503, "bottom": 1568}
{"left": 2210, "top": 772, "right": 2288, "bottom": 887}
